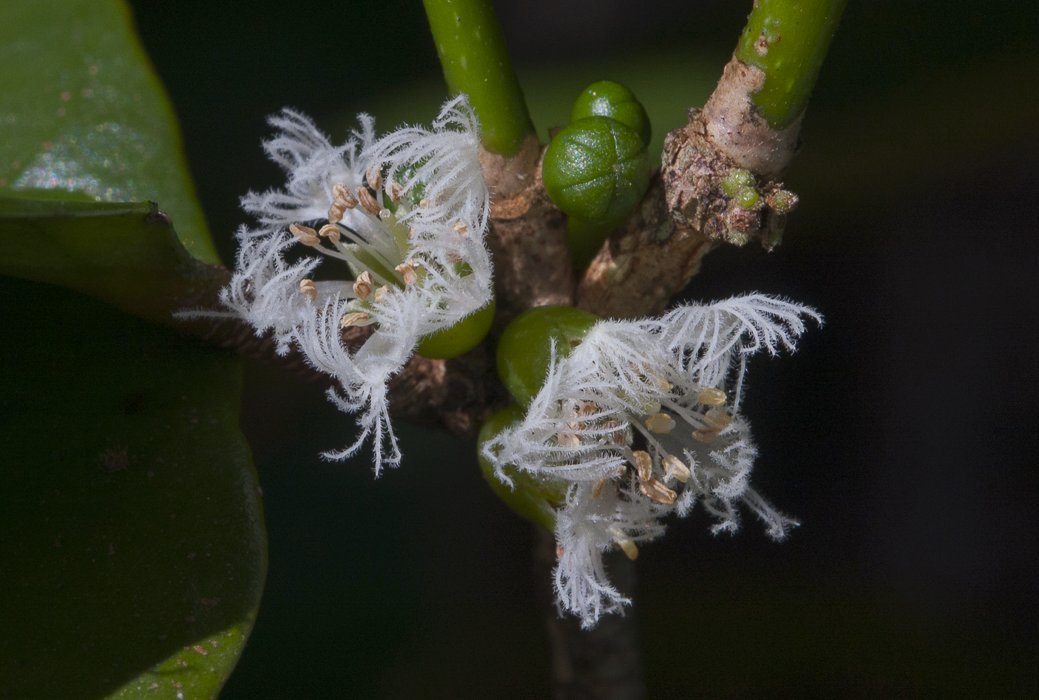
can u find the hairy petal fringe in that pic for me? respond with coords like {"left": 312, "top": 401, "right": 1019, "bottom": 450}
{"left": 220, "top": 96, "right": 493, "bottom": 474}
{"left": 485, "top": 294, "right": 820, "bottom": 626}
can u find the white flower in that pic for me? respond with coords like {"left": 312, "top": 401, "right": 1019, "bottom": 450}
{"left": 220, "top": 96, "right": 492, "bottom": 474}
{"left": 482, "top": 294, "right": 820, "bottom": 627}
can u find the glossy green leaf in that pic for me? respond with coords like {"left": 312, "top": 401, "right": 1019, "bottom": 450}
{"left": 0, "top": 2, "right": 264, "bottom": 697}
{"left": 0, "top": 0, "right": 218, "bottom": 265}
{"left": 0, "top": 277, "right": 266, "bottom": 699}
{"left": 0, "top": 196, "right": 228, "bottom": 330}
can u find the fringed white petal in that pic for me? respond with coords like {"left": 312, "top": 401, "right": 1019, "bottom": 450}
{"left": 484, "top": 294, "right": 819, "bottom": 626}
{"left": 223, "top": 96, "right": 493, "bottom": 474}
{"left": 554, "top": 480, "right": 669, "bottom": 628}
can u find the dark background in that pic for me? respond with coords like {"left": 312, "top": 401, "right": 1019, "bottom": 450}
{"left": 129, "top": 1, "right": 1039, "bottom": 696}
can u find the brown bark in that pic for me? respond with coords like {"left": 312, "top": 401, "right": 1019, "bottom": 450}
{"left": 700, "top": 59, "right": 804, "bottom": 176}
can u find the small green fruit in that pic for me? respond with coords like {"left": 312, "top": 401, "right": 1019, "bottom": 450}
{"left": 570, "top": 80, "right": 651, "bottom": 146}
{"left": 478, "top": 404, "right": 565, "bottom": 532}
{"left": 415, "top": 299, "right": 495, "bottom": 359}
{"left": 496, "top": 305, "right": 599, "bottom": 406}
{"left": 721, "top": 168, "right": 756, "bottom": 197}
{"left": 735, "top": 186, "right": 760, "bottom": 209}
{"left": 542, "top": 116, "right": 651, "bottom": 225}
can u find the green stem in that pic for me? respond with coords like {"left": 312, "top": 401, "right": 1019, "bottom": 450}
{"left": 422, "top": 0, "right": 535, "bottom": 155}
{"left": 735, "top": 0, "right": 847, "bottom": 128}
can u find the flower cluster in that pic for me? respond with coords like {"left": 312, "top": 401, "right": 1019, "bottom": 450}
{"left": 221, "top": 97, "right": 492, "bottom": 474}
{"left": 213, "top": 93, "right": 818, "bottom": 629}
{"left": 482, "top": 295, "right": 820, "bottom": 627}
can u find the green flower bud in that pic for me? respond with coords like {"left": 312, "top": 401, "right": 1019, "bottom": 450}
{"left": 735, "top": 186, "right": 760, "bottom": 209}
{"left": 570, "top": 80, "right": 651, "bottom": 146}
{"left": 766, "top": 188, "right": 799, "bottom": 215}
{"left": 542, "top": 116, "right": 651, "bottom": 225}
{"left": 721, "top": 168, "right": 756, "bottom": 197}
{"left": 496, "top": 305, "right": 599, "bottom": 406}
{"left": 478, "top": 404, "right": 565, "bottom": 531}
{"left": 416, "top": 299, "right": 495, "bottom": 359}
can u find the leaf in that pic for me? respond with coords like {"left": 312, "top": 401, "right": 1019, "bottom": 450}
{"left": 0, "top": 3, "right": 265, "bottom": 697}
{"left": 0, "top": 0, "right": 218, "bottom": 265}
{"left": 0, "top": 196, "right": 228, "bottom": 330}
{"left": 0, "top": 277, "right": 266, "bottom": 699}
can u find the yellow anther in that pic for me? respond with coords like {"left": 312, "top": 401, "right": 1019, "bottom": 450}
{"left": 340, "top": 311, "right": 371, "bottom": 328}
{"left": 327, "top": 201, "right": 346, "bottom": 224}
{"left": 616, "top": 538, "right": 639, "bottom": 561}
{"left": 692, "top": 428, "right": 719, "bottom": 444}
{"left": 631, "top": 450, "right": 653, "bottom": 482}
{"left": 298, "top": 278, "right": 317, "bottom": 300}
{"left": 337, "top": 188, "right": 358, "bottom": 210}
{"left": 394, "top": 261, "right": 418, "bottom": 286}
{"left": 639, "top": 478, "right": 677, "bottom": 506}
{"left": 289, "top": 223, "right": 320, "bottom": 247}
{"left": 318, "top": 223, "right": 341, "bottom": 242}
{"left": 697, "top": 387, "right": 727, "bottom": 406}
{"left": 608, "top": 527, "right": 639, "bottom": 560}
{"left": 644, "top": 412, "right": 676, "bottom": 434}
{"left": 365, "top": 163, "right": 383, "bottom": 192}
{"left": 356, "top": 186, "right": 381, "bottom": 215}
{"left": 662, "top": 454, "right": 690, "bottom": 483}
{"left": 352, "top": 270, "right": 373, "bottom": 300}
{"left": 704, "top": 407, "right": 733, "bottom": 430}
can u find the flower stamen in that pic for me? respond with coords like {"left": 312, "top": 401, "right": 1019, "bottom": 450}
{"left": 356, "top": 186, "right": 381, "bottom": 215}
{"left": 662, "top": 454, "right": 691, "bottom": 483}
{"left": 340, "top": 311, "right": 372, "bottom": 328}
{"left": 639, "top": 478, "right": 678, "bottom": 506}
{"left": 318, "top": 223, "right": 342, "bottom": 243}
{"left": 609, "top": 527, "right": 640, "bottom": 561}
{"left": 364, "top": 162, "right": 383, "bottom": 192}
{"left": 631, "top": 450, "right": 653, "bottom": 482}
{"left": 644, "top": 412, "right": 676, "bottom": 434}
{"left": 394, "top": 261, "right": 419, "bottom": 286}
{"left": 692, "top": 428, "right": 720, "bottom": 443}
{"left": 697, "top": 387, "right": 727, "bottom": 406}
{"left": 352, "top": 270, "right": 374, "bottom": 300}
{"left": 289, "top": 222, "right": 321, "bottom": 247}
{"left": 704, "top": 407, "right": 733, "bottom": 430}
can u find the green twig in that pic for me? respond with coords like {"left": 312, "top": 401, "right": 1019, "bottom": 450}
{"left": 735, "top": 0, "right": 847, "bottom": 128}
{"left": 422, "top": 0, "right": 535, "bottom": 155}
